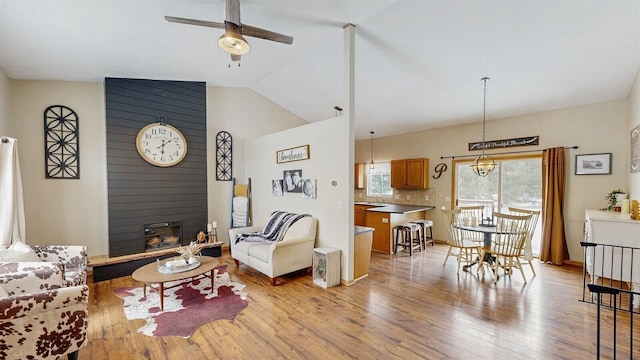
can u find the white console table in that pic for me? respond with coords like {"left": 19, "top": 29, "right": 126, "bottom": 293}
{"left": 584, "top": 209, "right": 640, "bottom": 307}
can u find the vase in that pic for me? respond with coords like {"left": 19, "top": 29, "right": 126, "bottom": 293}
{"left": 615, "top": 193, "right": 629, "bottom": 205}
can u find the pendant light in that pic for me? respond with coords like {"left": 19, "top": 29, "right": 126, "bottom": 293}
{"left": 470, "top": 77, "right": 496, "bottom": 177}
{"left": 369, "top": 131, "right": 375, "bottom": 169}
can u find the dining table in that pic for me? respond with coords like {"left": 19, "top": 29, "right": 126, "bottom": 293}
{"left": 453, "top": 223, "right": 498, "bottom": 272}
{"left": 454, "top": 221, "right": 529, "bottom": 275}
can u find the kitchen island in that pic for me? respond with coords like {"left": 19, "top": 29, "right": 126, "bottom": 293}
{"left": 362, "top": 204, "right": 435, "bottom": 253}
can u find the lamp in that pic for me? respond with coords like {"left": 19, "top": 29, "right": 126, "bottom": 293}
{"left": 218, "top": 22, "right": 250, "bottom": 56}
{"left": 369, "top": 131, "right": 375, "bottom": 169}
{"left": 470, "top": 77, "right": 496, "bottom": 177}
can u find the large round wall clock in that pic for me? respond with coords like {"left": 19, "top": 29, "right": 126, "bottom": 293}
{"left": 136, "top": 122, "right": 187, "bottom": 167}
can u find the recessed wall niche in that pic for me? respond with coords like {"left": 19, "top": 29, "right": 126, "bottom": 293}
{"left": 105, "top": 78, "right": 207, "bottom": 257}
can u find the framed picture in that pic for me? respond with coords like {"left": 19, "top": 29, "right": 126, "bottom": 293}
{"left": 283, "top": 170, "right": 302, "bottom": 193}
{"left": 631, "top": 123, "right": 640, "bottom": 173}
{"left": 272, "top": 179, "right": 284, "bottom": 197}
{"left": 302, "top": 179, "right": 317, "bottom": 199}
{"left": 575, "top": 153, "right": 612, "bottom": 175}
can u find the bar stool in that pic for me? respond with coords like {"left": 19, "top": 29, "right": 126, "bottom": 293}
{"left": 394, "top": 223, "right": 422, "bottom": 256}
{"left": 411, "top": 219, "right": 434, "bottom": 249}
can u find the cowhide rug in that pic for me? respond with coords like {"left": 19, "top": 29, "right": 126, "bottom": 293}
{"left": 113, "top": 265, "right": 248, "bottom": 338}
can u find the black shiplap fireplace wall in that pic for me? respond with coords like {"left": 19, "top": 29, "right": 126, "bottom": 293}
{"left": 105, "top": 78, "right": 207, "bottom": 257}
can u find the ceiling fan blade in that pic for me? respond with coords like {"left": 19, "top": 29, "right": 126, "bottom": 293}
{"left": 226, "top": 0, "right": 241, "bottom": 26}
{"left": 242, "top": 24, "right": 294, "bottom": 45}
{"left": 164, "top": 16, "right": 225, "bottom": 30}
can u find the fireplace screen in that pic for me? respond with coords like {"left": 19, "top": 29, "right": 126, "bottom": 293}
{"left": 144, "top": 221, "right": 183, "bottom": 252}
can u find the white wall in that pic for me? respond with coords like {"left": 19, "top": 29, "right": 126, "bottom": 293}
{"left": 7, "top": 81, "right": 306, "bottom": 257}
{"left": 356, "top": 100, "right": 629, "bottom": 262}
{"left": 244, "top": 116, "right": 353, "bottom": 282}
{"left": 0, "top": 69, "right": 9, "bottom": 136}
{"left": 9, "top": 80, "right": 109, "bottom": 255}
{"left": 206, "top": 87, "right": 307, "bottom": 245}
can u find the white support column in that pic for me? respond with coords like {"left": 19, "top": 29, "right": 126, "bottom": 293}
{"left": 344, "top": 23, "right": 356, "bottom": 284}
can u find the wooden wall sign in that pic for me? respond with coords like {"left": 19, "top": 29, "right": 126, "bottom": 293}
{"left": 469, "top": 135, "right": 539, "bottom": 151}
{"left": 276, "top": 145, "right": 310, "bottom": 164}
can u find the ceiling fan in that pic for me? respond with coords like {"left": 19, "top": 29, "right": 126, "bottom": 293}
{"left": 165, "top": 0, "right": 294, "bottom": 62}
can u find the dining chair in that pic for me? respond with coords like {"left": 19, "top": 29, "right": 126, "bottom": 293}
{"left": 456, "top": 205, "right": 485, "bottom": 244}
{"left": 477, "top": 212, "right": 532, "bottom": 283}
{"left": 441, "top": 208, "right": 482, "bottom": 273}
{"left": 508, "top": 207, "right": 541, "bottom": 276}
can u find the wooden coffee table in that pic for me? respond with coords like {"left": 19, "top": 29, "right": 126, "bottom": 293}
{"left": 132, "top": 256, "right": 218, "bottom": 311}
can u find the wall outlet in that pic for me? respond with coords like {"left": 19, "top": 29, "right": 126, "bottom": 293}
{"left": 358, "top": 193, "right": 363, "bottom": 198}
{"left": 424, "top": 195, "right": 430, "bottom": 201}
{"left": 382, "top": 218, "right": 389, "bottom": 223}
{"left": 405, "top": 195, "right": 411, "bottom": 200}
{"left": 444, "top": 196, "right": 451, "bottom": 202}
{"left": 394, "top": 194, "right": 400, "bottom": 200}
{"left": 438, "top": 192, "right": 443, "bottom": 198}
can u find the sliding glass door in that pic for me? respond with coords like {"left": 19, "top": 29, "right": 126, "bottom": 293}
{"left": 454, "top": 155, "right": 542, "bottom": 255}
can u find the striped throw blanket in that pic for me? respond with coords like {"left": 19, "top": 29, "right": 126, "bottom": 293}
{"left": 235, "top": 211, "right": 309, "bottom": 244}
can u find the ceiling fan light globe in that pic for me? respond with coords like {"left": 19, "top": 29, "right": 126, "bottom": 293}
{"left": 218, "top": 32, "right": 250, "bottom": 55}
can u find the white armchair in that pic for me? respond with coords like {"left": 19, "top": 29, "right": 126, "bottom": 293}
{"left": 229, "top": 214, "right": 318, "bottom": 285}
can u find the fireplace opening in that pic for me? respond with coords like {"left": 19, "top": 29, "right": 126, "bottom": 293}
{"left": 144, "top": 221, "right": 183, "bottom": 252}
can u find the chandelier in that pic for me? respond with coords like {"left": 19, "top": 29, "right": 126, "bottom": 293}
{"left": 470, "top": 77, "right": 496, "bottom": 177}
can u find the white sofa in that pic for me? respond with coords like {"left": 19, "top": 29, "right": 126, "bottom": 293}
{"left": 229, "top": 215, "right": 318, "bottom": 285}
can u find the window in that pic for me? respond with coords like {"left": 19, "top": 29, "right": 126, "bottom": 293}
{"left": 454, "top": 155, "right": 542, "bottom": 255}
{"left": 367, "top": 162, "right": 393, "bottom": 197}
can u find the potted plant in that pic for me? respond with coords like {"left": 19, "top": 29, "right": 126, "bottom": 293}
{"left": 315, "top": 257, "right": 327, "bottom": 282}
{"left": 605, "top": 189, "right": 626, "bottom": 210}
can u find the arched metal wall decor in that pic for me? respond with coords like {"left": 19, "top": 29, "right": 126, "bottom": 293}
{"left": 216, "top": 131, "right": 232, "bottom": 181}
{"left": 44, "top": 105, "right": 80, "bottom": 179}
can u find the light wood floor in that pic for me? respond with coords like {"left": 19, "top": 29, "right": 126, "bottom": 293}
{"left": 84, "top": 244, "right": 639, "bottom": 359}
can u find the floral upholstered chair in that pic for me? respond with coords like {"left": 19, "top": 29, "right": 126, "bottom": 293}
{"left": 0, "top": 263, "right": 89, "bottom": 360}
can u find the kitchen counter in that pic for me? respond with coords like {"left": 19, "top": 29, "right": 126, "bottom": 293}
{"left": 366, "top": 205, "right": 435, "bottom": 214}
{"left": 363, "top": 205, "right": 434, "bottom": 253}
{"left": 355, "top": 225, "right": 374, "bottom": 235}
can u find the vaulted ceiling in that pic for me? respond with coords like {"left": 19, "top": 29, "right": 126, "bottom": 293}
{"left": 1, "top": 0, "right": 638, "bottom": 140}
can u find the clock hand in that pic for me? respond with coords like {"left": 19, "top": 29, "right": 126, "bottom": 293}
{"left": 156, "top": 138, "right": 175, "bottom": 149}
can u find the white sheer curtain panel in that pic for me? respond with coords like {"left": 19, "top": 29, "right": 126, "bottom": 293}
{"left": 0, "top": 137, "right": 26, "bottom": 247}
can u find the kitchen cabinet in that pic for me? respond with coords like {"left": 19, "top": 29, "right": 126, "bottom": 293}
{"left": 390, "top": 158, "right": 429, "bottom": 188}
{"left": 355, "top": 163, "right": 365, "bottom": 189}
{"left": 354, "top": 204, "right": 375, "bottom": 226}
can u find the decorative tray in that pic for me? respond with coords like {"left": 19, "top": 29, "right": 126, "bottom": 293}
{"left": 157, "top": 257, "right": 201, "bottom": 274}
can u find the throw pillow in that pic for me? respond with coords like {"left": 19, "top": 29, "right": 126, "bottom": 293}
{"left": 0, "top": 240, "right": 41, "bottom": 262}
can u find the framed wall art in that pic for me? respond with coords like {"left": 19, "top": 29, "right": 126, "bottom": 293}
{"left": 283, "top": 170, "right": 302, "bottom": 193}
{"left": 575, "top": 153, "right": 612, "bottom": 175}
{"left": 302, "top": 179, "right": 317, "bottom": 199}
{"left": 272, "top": 179, "right": 284, "bottom": 197}
{"left": 276, "top": 145, "right": 310, "bottom": 164}
{"left": 631, "top": 123, "right": 640, "bottom": 173}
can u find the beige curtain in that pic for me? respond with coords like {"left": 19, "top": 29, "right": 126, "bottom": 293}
{"left": 540, "top": 147, "right": 569, "bottom": 264}
{"left": 0, "top": 137, "right": 26, "bottom": 247}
